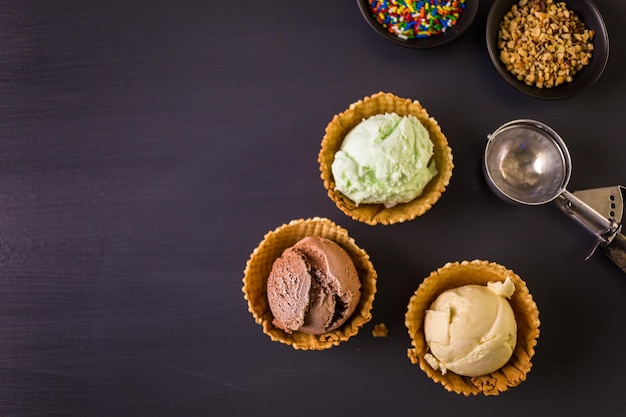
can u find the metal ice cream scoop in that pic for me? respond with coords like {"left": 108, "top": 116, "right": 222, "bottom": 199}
{"left": 483, "top": 119, "right": 626, "bottom": 273}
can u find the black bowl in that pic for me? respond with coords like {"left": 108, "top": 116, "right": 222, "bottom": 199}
{"left": 357, "top": 0, "right": 479, "bottom": 48}
{"left": 486, "top": 0, "right": 609, "bottom": 99}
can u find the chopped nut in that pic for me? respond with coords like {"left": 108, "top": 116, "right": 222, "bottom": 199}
{"left": 372, "top": 323, "right": 389, "bottom": 338}
{"left": 497, "top": 0, "right": 595, "bottom": 88}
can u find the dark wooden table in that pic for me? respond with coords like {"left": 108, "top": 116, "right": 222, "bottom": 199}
{"left": 1, "top": 1, "right": 625, "bottom": 415}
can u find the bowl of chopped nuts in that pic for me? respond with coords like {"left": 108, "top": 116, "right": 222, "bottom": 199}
{"left": 357, "top": 0, "right": 479, "bottom": 48}
{"left": 486, "top": 0, "right": 609, "bottom": 99}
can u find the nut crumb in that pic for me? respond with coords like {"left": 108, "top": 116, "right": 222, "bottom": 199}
{"left": 372, "top": 323, "right": 389, "bottom": 338}
{"left": 497, "top": 0, "right": 594, "bottom": 88}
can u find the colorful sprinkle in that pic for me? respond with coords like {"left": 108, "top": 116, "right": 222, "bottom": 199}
{"left": 368, "top": 0, "right": 466, "bottom": 39}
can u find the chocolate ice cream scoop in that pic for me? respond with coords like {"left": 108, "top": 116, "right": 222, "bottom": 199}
{"left": 267, "top": 236, "right": 361, "bottom": 335}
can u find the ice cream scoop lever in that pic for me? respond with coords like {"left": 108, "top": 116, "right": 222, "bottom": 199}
{"left": 556, "top": 186, "right": 626, "bottom": 271}
{"left": 602, "top": 227, "right": 626, "bottom": 271}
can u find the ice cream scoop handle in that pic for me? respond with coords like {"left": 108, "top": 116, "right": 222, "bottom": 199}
{"left": 601, "top": 232, "right": 626, "bottom": 273}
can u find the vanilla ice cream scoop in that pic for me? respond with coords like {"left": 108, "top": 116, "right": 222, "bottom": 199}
{"left": 424, "top": 277, "right": 517, "bottom": 377}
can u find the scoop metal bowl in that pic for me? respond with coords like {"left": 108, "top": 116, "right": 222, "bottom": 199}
{"left": 484, "top": 119, "right": 626, "bottom": 273}
{"left": 485, "top": 120, "right": 571, "bottom": 205}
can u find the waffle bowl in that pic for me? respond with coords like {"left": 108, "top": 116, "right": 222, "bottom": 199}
{"left": 405, "top": 260, "right": 540, "bottom": 396}
{"left": 242, "top": 217, "right": 377, "bottom": 350}
{"left": 319, "top": 92, "right": 453, "bottom": 225}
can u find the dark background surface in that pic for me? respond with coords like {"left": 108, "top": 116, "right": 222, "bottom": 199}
{"left": 1, "top": 0, "right": 625, "bottom": 416}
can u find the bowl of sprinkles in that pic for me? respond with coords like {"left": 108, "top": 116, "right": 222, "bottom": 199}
{"left": 357, "top": 0, "right": 479, "bottom": 48}
{"left": 486, "top": 0, "right": 609, "bottom": 99}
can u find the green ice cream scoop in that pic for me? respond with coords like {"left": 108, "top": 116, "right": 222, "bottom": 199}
{"left": 331, "top": 113, "right": 437, "bottom": 208}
